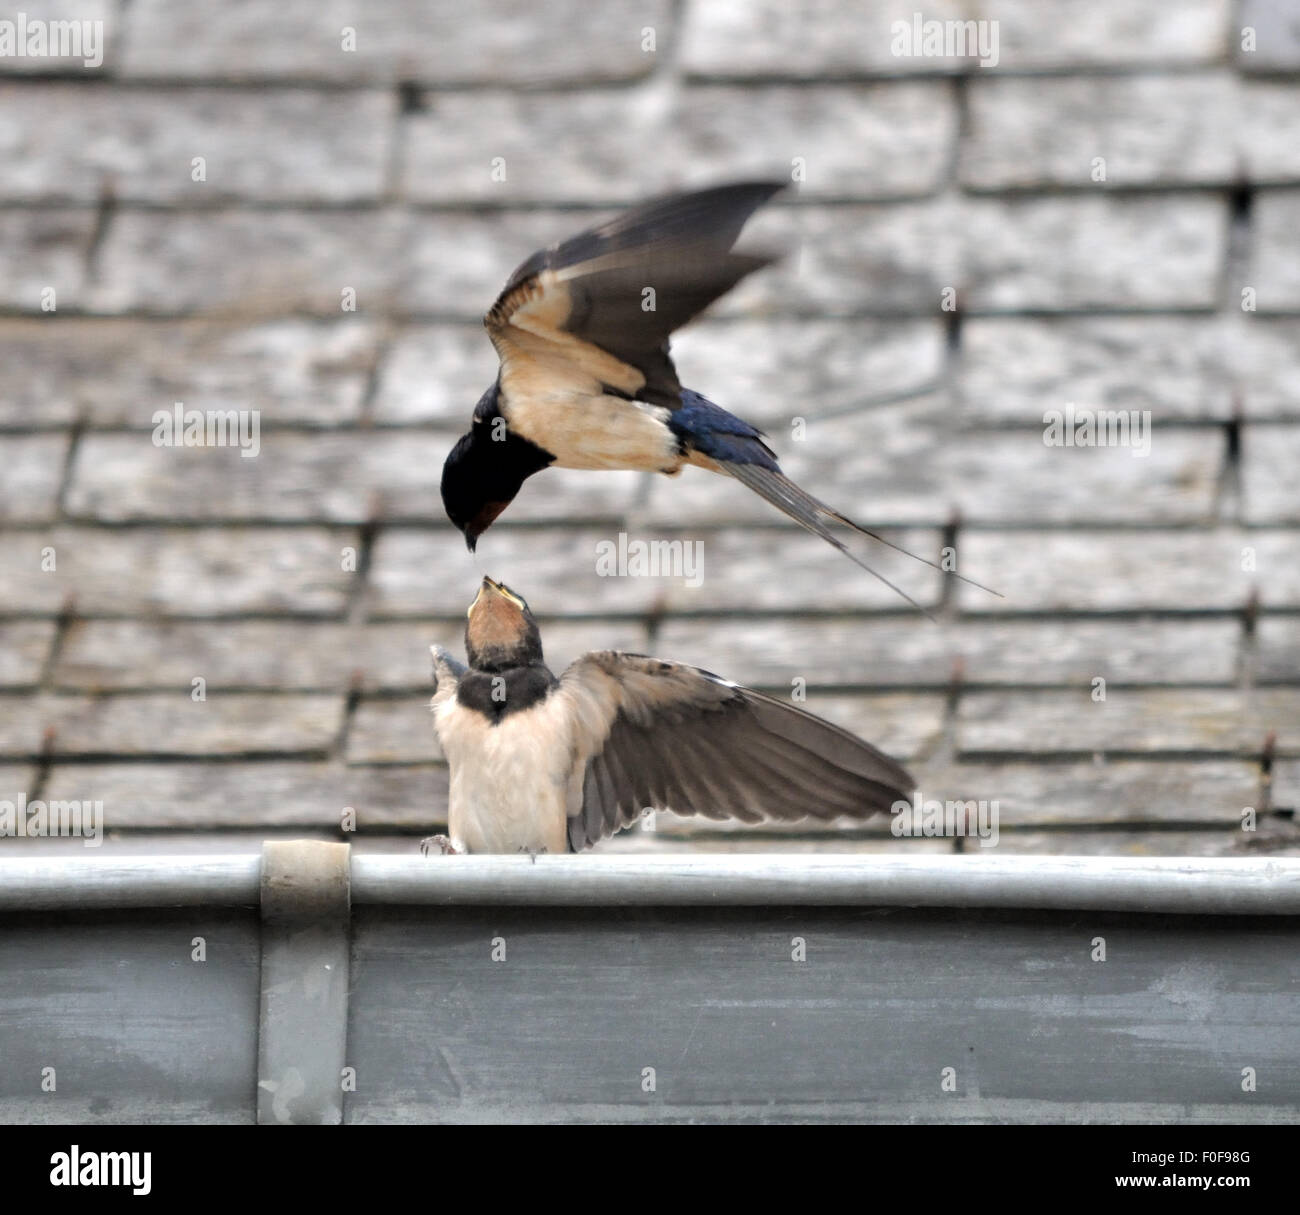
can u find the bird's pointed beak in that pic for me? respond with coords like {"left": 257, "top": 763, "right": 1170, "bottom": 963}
{"left": 466, "top": 500, "right": 510, "bottom": 550}
{"left": 469, "top": 578, "right": 492, "bottom": 616}
{"left": 468, "top": 576, "right": 510, "bottom": 619}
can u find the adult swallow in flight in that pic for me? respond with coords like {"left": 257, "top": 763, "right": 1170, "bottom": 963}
{"left": 440, "top": 180, "right": 993, "bottom": 611}
{"left": 424, "top": 577, "right": 915, "bottom": 855}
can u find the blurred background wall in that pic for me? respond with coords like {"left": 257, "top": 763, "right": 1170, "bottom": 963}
{"left": 1, "top": 0, "right": 1298, "bottom": 855}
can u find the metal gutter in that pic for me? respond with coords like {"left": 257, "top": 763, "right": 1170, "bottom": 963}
{"left": 0, "top": 854, "right": 262, "bottom": 910}
{"left": 3, "top": 846, "right": 1298, "bottom": 1124}
{"left": 2, "top": 853, "right": 1298, "bottom": 914}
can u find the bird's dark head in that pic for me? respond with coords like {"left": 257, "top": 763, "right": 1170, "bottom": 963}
{"left": 441, "top": 383, "right": 553, "bottom": 551}
{"left": 465, "top": 577, "right": 544, "bottom": 670}
{"left": 441, "top": 427, "right": 510, "bottom": 553}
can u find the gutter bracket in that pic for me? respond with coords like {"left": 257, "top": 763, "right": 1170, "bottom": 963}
{"left": 256, "top": 840, "right": 352, "bottom": 1125}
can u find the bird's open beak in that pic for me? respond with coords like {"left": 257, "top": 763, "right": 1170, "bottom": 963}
{"left": 468, "top": 578, "right": 494, "bottom": 618}
{"left": 468, "top": 577, "right": 524, "bottom": 619}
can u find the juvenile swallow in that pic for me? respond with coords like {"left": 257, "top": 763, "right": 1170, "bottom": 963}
{"left": 441, "top": 180, "right": 992, "bottom": 610}
{"left": 425, "top": 577, "right": 915, "bottom": 855}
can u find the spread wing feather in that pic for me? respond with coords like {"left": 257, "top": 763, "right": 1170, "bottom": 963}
{"left": 486, "top": 181, "right": 788, "bottom": 408}
{"left": 557, "top": 651, "right": 915, "bottom": 851}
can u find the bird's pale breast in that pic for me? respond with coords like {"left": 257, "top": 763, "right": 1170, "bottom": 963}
{"left": 435, "top": 694, "right": 574, "bottom": 854}
{"left": 512, "top": 391, "right": 681, "bottom": 473}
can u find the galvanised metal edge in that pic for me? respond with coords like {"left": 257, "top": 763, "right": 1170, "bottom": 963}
{"left": 1, "top": 852, "right": 1299, "bottom": 914}
{"left": 0, "top": 854, "right": 262, "bottom": 910}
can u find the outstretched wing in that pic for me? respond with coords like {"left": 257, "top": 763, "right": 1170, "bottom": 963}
{"left": 486, "top": 181, "right": 788, "bottom": 409}
{"left": 556, "top": 651, "right": 915, "bottom": 852}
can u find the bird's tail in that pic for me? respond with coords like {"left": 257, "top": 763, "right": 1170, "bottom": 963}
{"left": 669, "top": 390, "right": 997, "bottom": 614}
{"left": 723, "top": 461, "right": 1002, "bottom": 618}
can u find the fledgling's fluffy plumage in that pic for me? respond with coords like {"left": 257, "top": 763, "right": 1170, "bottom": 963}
{"left": 427, "top": 578, "right": 916, "bottom": 855}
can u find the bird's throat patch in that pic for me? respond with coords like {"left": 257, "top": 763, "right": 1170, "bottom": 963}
{"left": 456, "top": 666, "right": 556, "bottom": 722}
{"left": 470, "top": 499, "right": 511, "bottom": 538}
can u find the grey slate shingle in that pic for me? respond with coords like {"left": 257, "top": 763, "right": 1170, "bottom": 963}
{"left": 1247, "top": 190, "right": 1300, "bottom": 311}
{"left": 0, "top": 85, "right": 397, "bottom": 204}
{"left": 1237, "top": 0, "right": 1300, "bottom": 71}
{"left": 953, "top": 529, "right": 1300, "bottom": 613}
{"left": 0, "top": 527, "right": 359, "bottom": 616}
{"left": 400, "top": 83, "right": 956, "bottom": 203}
{"left": 956, "top": 688, "right": 1300, "bottom": 757}
{"left": 5, "top": 692, "right": 347, "bottom": 759}
{"left": 0, "top": 622, "right": 59, "bottom": 689}
{"left": 963, "top": 75, "right": 1300, "bottom": 190}
{"left": 1241, "top": 425, "right": 1300, "bottom": 525}
{"left": 652, "top": 617, "right": 1242, "bottom": 688}
{"left": 957, "top": 316, "right": 1300, "bottom": 423}
{"left": 680, "top": 0, "right": 1231, "bottom": 77}
{"left": 0, "top": 434, "right": 69, "bottom": 523}
{"left": 38, "top": 761, "right": 447, "bottom": 830}
{"left": 119, "top": 0, "right": 670, "bottom": 85}
{"left": 0, "top": 318, "right": 380, "bottom": 428}
{"left": 0, "top": 209, "right": 94, "bottom": 311}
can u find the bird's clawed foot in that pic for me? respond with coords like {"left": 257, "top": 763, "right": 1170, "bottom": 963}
{"left": 518, "top": 844, "right": 548, "bottom": 865}
{"left": 420, "top": 834, "right": 462, "bottom": 857}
